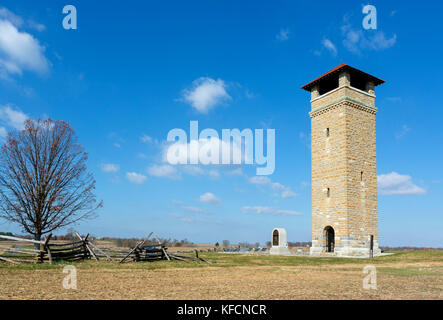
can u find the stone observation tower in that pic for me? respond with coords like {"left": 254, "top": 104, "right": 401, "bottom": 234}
{"left": 301, "top": 64, "right": 384, "bottom": 256}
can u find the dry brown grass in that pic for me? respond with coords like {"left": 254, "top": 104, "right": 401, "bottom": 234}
{"left": 0, "top": 250, "right": 442, "bottom": 300}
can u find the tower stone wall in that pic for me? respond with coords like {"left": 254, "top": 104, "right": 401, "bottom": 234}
{"left": 303, "top": 66, "right": 384, "bottom": 257}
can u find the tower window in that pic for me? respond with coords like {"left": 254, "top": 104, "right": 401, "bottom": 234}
{"left": 350, "top": 74, "right": 367, "bottom": 91}
{"left": 360, "top": 171, "right": 364, "bottom": 181}
{"left": 326, "top": 188, "right": 330, "bottom": 198}
{"left": 326, "top": 128, "right": 330, "bottom": 137}
{"left": 318, "top": 75, "right": 339, "bottom": 95}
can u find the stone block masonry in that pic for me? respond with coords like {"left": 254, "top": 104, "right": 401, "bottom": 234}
{"left": 302, "top": 65, "right": 385, "bottom": 257}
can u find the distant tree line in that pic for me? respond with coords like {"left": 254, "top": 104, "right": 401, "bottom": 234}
{"left": 0, "top": 231, "right": 13, "bottom": 241}
{"left": 97, "top": 237, "right": 194, "bottom": 248}
{"left": 237, "top": 242, "right": 261, "bottom": 248}
{"left": 2, "top": 230, "right": 441, "bottom": 251}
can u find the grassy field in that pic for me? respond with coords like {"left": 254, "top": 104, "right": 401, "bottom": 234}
{"left": 0, "top": 250, "right": 442, "bottom": 299}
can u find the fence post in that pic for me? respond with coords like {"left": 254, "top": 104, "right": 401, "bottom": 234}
{"left": 43, "top": 234, "right": 53, "bottom": 264}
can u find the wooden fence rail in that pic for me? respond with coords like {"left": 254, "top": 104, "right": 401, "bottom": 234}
{"left": 1, "top": 231, "right": 214, "bottom": 265}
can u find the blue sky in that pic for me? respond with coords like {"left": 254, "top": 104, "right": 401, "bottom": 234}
{"left": 0, "top": 0, "right": 442, "bottom": 246}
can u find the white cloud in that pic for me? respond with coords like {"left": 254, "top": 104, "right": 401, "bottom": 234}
{"left": 276, "top": 28, "right": 290, "bottom": 41}
{"left": 248, "top": 176, "right": 297, "bottom": 199}
{"left": 0, "top": 105, "right": 28, "bottom": 130}
{"left": 0, "top": 7, "right": 23, "bottom": 27}
{"left": 0, "top": 126, "right": 6, "bottom": 138}
{"left": 169, "top": 213, "right": 221, "bottom": 225}
{"left": 164, "top": 136, "right": 248, "bottom": 165}
{"left": 199, "top": 192, "right": 221, "bottom": 205}
{"left": 172, "top": 200, "right": 212, "bottom": 215}
{"left": 0, "top": 17, "right": 49, "bottom": 78}
{"left": 226, "top": 167, "right": 244, "bottom": 176}
{"left": 299, "top": 131, "right": 311, "bottom": 149}
{"left": 181, "top": 206, "right": 211, "bottom": 214}
{"left": 179, "top": 165, "right": 219, "bottom": 179}
{"left": 322, "top": 38, "right": 337, "bottom": 56}
{"left": 208, "top": 169, "right": 220, "bottom": 179}
{"left": 281, "top": 189, "right": 297, "bottom": 199}
{"left": 27, "top": 20, "right": 46, "bottom": 32}
{"left": 140, "top": 134, "right": 152, "bottom": 143}
{"left": 249, "top": 176, "right": 271, "bottom": 185}
{"left": 100, "top": 163, "right": 120, "bottom": 173}
{"left": 245, "top": 89, "right": 256, "bottom": 99}
{"left": 0, "top": 7, "right": 45, "bottom": 32}
{"left": 140, "top": 134, "right": 158, "bottom": 144}
{"left": 126, "top": 172, "right": 147, "bottom": 185}
{"left": 181, "top": 165, "right": 205, "bottom": 176}
{"left": 387, "top": 97, "right": 401, "bottom": 102}
{"left": 378, "top": 172, "right": 426, "bottom": 195}
{"left": 341, "top": 18, "right": 396, "bottom": 54}
{"left": 242, "top": 206, "right": 302, "bottom": 216}
{"left": 272, "top": 182, "right": 290, "bottom": 191}
{"left": 368, "top": 32, "right": 397, "bottom": 50}
{"left": 147, "top": 164, "right": 180, "bottom": 180}
{"left": 181, "top": 77, "right": 231, "bottom": 113}
{"left": 313, "top": 39, "right": 337, "bottom": 57}
{"left": 169, "top": 213, "right": 194, "bottom": 223}
{"left": 395, "top": 125, "right": 411, "bottom": 139}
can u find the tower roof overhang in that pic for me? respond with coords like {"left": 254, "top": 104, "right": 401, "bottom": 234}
{"left": 301, "top": 64, "right": 385, "bottom": 91}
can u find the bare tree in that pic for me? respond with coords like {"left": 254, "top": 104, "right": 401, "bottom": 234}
{"left": 0, "top": 119, "right": 102, "bottom": 248}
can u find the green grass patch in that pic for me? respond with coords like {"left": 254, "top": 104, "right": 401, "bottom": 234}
{"left": 377, "top": 266, "right": 443, "bottom": 277}
{"left": 0, "top": 250, "right": 442, "bottom": 272}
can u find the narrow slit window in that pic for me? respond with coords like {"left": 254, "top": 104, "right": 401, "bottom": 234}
{"left": 326, "top": 188, "right": 330, "bottom": 198}
{"left": 326, "top": 128, "right": 330, "bottom": 137}
{"left": 360, "top": 171, "right": 364, "bottom": 181}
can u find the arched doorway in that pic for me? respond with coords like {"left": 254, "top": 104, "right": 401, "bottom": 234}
{"left": 272, "top": 230, "right": 279, "bottom": 246}
{"left": 324, "top": 226, "right": 335, "bottom": 252}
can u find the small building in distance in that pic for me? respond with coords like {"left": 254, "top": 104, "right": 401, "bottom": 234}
{"left": 269, "top": 228, "right": 291, "bottom": 255}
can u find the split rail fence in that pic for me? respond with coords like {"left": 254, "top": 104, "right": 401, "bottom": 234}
{"left": 0, "top": 231, "right": 212, "bottom": 265}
